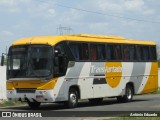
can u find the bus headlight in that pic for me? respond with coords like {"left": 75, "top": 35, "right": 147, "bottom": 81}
{"left": 8, "top": 91, "right": 13, "bottom": 94}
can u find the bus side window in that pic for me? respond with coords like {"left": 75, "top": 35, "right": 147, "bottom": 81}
{"left": 97, "top": 44, "right": 105, "bottom": 60}
{"left": 129, "top": 45, "right": 136, "bottom": 61}
{"left": 142, "top": 46, "right": 149, "bottom": 60}
{"left": 137, "top": 46, "right": 143, "bottom": 61}
{"left": 82, "top": 43, "right": 89, "bottom": 60}
{"left": 90, "top": 44, "right": 98, "bottom": 60}
{"left": 113, "top": 45, "right": 122, "bottom": 60}
{"left": 106, "top": 45, "right": 114, "bottom": 61}
{"left": 69, "top": 43, "right": 81, "bottom": 60}
{"left": 122, "top": 45, "right": 129, "bottom": 61}
{"left": 150, "top": 46, "right": 157, "bottom": 61}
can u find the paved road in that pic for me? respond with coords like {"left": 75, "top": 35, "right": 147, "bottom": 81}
{"left": 0, "top": 94, "right": 160, "bottom": 119}
{"left": 1, "top": 94, "right": 160, "bottom": 112}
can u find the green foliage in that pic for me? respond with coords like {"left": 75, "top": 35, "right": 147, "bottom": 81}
{"left": 0, "top": 101, "right": 15, "bottom": 107}
{"left": 4, "top": 56, "right": 7, "bottom": 65}
{"left": 0, "top": 101, "right": 25, "bottom": 107}
{"left": 158, "top": 60, "right": 160, "bottom": 68}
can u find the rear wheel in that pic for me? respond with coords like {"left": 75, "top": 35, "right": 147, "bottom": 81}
{"left": 117, "top": 85, "right": 133, "bottom": 103}
{"left": 27, "top": 101, "right": 41, "bottom": 109}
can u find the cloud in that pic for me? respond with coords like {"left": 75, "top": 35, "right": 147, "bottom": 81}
{"left": 89, "top": 22, "right": 109, "bottom": 34}
{"left": 95, "top": 0, "right": 155, "bottom": 15}
{"left": 48, "top": 9, "right": 55, "bottom": 15}
{"left": 96, "top": 0, "right": 124, "bottom": 13}
{"left": 124, "top": 0, "right": 144, "bottom": 11}
{"left": 1, "top": 30, "right": 14, "bottom": 37}
{"left": 0, "top": 0, "right": 31, "bottom": 13}
{"left": 26, "top": 2, "right": 56, "bottom": 19}
{"left": 0, "top": 0, "right": 15, "bottom": 5}
{"left": 0, "top": 0, "right": 18, "bottom": 13}
{"left": 0, "top": 0, "right": 31, "bottom": 5}
{"left": 124, "top": 0, "right": 155, "bottom": 15}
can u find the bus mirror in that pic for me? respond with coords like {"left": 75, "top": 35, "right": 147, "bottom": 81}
{"left": 1, "top": 54, "right": 4, "bottom": 66}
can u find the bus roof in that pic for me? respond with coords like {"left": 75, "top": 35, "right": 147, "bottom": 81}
{"left": 12, "top": 34, "right": 156, "bottom": 46}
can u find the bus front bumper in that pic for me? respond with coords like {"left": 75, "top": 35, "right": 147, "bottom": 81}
{"left": 7, "top": 89, "right": 57, "bottom": 103}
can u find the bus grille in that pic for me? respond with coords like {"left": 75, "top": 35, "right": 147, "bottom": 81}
{"left": 16, "top": 89, "right": 36, "bottom": 93}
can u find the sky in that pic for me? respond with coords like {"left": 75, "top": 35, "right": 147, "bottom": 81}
{"left": 0, "top": 0, "right": 160, "bottom": 55}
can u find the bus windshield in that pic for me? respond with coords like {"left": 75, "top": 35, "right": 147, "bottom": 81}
{"left": 7, "top": 45, "right": 53, "bottom": 79}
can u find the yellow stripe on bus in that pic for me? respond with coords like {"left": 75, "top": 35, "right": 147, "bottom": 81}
{"left": 141, "top": 62, "right": 158, "bottom": 94}
{"left": 7, "top": 78, "right": 58, "bottom": 90}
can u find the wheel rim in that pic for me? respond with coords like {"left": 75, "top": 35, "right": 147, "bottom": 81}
{"left": 70, "top": 93, "right": 77, "bottom": 104}
{"left": 126, "top": 88, "right": 132, "bottom": 100}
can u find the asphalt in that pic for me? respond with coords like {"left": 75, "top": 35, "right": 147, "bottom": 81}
{"left": 0, "top": 94, "right": 160, "bottom": 119}
{"left": 0, "top": 94, "right": 160, "bottom": 111}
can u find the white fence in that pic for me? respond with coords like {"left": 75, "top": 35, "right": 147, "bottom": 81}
{"left": 0, "top": 67, "right": 160, "bottom": 101}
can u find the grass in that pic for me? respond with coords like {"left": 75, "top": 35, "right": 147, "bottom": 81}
{"left": 151, "top": 89, "right": 160, "bottom": 94}
{"left": 0, "top": 101, "right": 26, "bottom": 107}
{"left": 156, "top": 90, "right": 160, "bottom": 94}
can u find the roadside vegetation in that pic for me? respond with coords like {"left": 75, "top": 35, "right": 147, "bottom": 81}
{"left": 158, "top": 60, "right": 160, "bottom": 68}
{"left": 156, "top": 89, "right": 160, "bottom": 94}
{"left": 0, "top": 101, "right": 26, "bottom": 107}
{"left": 152, "top": 89, "right": 160, "bottom": 94}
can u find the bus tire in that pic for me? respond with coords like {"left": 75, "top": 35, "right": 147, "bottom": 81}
{"left": 124, "top": 84, "right": 133, "bottom": 102}
{"left": 89, "top": 98, "right": 103, "bottom": 105}
{"left": 117, "top": 85, "right": 133, "bottom": 103}
{"left": 67, "top": 88, "right": 78, "bottom": 108}
{"left": 27, "top": 101, "right": 41, "bottom": 109}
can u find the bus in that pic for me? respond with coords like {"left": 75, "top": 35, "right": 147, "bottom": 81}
{"left": 6, "top": 34, "right": 158, "bottom": 108}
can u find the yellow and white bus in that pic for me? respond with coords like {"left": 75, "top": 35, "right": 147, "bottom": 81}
{"left": 6, "top": 34, "right": 158, "bottom": 108}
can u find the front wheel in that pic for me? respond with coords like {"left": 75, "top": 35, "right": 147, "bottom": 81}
{"left": 66, "top": 88, "right": 78, "bottom": 108}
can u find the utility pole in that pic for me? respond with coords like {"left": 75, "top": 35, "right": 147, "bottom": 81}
{"left": 6, "top": 46, "right": 7, "bottom": 55}
{"left": 57, "top": 25, "right": 73, "bottom": 35}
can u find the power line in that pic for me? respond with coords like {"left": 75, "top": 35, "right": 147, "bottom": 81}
{"left": 57, "top": 25, "right": 73, "bottom": 35}
{"left": 37, "top": 0, "right": 160, "bottom": 24}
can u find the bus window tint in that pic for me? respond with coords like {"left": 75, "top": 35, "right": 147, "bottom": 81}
{"left": 97, "top": 44, "right": 105, "bottom": 60}
{"left": 142, "top": 46, "right": 149, "bottom": 60}
{"left": 69, "top": 43, "right": 81, "bottom": 60}
{"left": 129, "top": 45, "right": 136, "bottom": 61}
{"left": 150, "top": 46, "right": 157, "bottom": 60}
{"left": 106, "top": 45, "right": 114, "bottom": 61}
{"left": 137, "top": 46, "right": 143, "bottom": 61}
{"left": 106, "top": 44, "right": 122, "bottom": 61}
{"left": 82, "top": 43, "right": 89, "bottom": 60}
{"left": 113, "top": 45, "right": 122, "bottom": 60}
{"left": 90, "top": 44, "right": 98, "bottom": 60}
{"left": 123, "top": 45, "right": 129, "bottom": 60}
